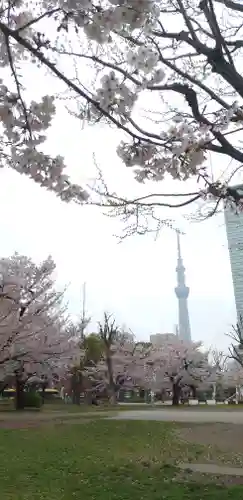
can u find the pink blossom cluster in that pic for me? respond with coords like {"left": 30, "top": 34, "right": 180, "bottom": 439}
{"left": 82, "top": 335, "right": 216, "bottom": 398}
{"left": 0, "top": 253, "right": 79, "bottom": 383}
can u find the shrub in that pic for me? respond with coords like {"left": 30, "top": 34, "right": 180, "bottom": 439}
{"left": 24, "top": 391, "right": 42, "bottom": 409}
{"left": 197, "top": 392, "right": 207, "bottom": 403}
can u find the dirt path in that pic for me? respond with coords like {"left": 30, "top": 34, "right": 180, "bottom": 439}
{"left": 177, "top": 422, "right": 243, "bottom": 453}
{"left": 111, "top": 409, "right": 243, "bottom": 423}
{"left": 0, "top": 411, "right": 112, "bottom": 429}
{"left": 174, "top": 422, "right": 243, "bottom": 487}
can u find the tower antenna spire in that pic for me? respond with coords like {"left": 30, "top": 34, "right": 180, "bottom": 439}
{"left": 176, "top": 230, "right": 182, "bottom": 261}
{"left": 174, "top": 232, "right": 191, "bottom": 342}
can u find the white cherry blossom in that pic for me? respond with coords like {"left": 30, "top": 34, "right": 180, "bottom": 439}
{"left": 0, "top": 253, "right": 79, "bottom": 389}
{"left": 0, "top": 0, "right": 242, "bottom": 207}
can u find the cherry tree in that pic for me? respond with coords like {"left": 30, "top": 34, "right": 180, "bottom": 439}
{"left": 220, "top": 319, "right": 243, "bottom": 402}
{"left": 82, "top": 313, "right": 214, "bottom": 405}
{"left": 219, "top": 363, "right": 243, "bottom": 403}
{"left": 82, "top": 313, "right": 148, "bottom": 403}
{"left": 1, "top": 1, "right": 243, "bottom": 231}
{"left": 207, "top": 347, "right": 229, "bottom": 400}
{"left": 145, "top": 338, "right": 212, "bottom": 405}
{"left": 67, "top": 331, "right": 103, "bottom": 405}
{"left": 0, "top": 253, "right": 79, "bottom": 409}
{"left": 227, "top": 316, "right": 243, "bottom": 368}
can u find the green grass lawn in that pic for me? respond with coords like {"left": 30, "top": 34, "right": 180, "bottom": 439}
{"left": 2, "top": 399, "right": 243, "bottom": 414}
{"left": 0, "top": 420, "right": 243, "bottom": 499}
{"left": 41, "top": 402, "right": 153, "bottom": 412}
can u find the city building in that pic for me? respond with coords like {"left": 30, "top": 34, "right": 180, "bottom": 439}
{"left": 150, "top": 333, "right": 176, "bottom": 346}
{"left": 121, "top": 331, "right": 134, "bottom": 342}
{"left": 174, "top": 231, "right": 192, "bottom": 342}
{"left": 224, "top": 184, "right": 243, "bottom": 321}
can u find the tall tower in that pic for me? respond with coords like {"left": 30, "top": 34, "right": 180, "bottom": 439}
{"left": 224, "top": 184, "right": 243, "bottom": 321}
{"left": 174, "top": 231, "right": 192, "bottom": 342}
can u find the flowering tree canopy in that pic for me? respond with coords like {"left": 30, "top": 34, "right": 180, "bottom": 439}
{"left": 0, "top": 253, "right": 79, "bottom": 387}
{"left": 81, "top": 313, "right": 148, "bottom": 401}
{"left": 82, "top": 314, "right": 213, "bottom": 405}
{"left": 146, "top": 338, "right": 212, "bottom": 404}
{"left": 84, "top": 339, "right": 148, "bottom": 395}
{"left": 1, "top": 1, "right": 243, "bottom": 221}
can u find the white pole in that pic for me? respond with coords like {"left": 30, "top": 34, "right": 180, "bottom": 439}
{"left": 81, "top": 282, "right": 87, "bottom": 338}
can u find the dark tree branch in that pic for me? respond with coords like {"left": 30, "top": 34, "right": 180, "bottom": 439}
{"left": 4, "top": 35, "right": 32, "bottom": 138}
{"left": 90, "top": 191, "right": 202, "bottom": 209}
{"left": 177, "top": 0, "right": 199, "bottom": 41}
{"left": 215, "top": 0, "right": 243, "bottom": 13}
{"left": 200, "top": 0, "right": 235, "bottom": 65}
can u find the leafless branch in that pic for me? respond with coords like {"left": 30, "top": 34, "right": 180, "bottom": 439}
{"left": 226, "top": 317, "right": 243, "bottom": 367}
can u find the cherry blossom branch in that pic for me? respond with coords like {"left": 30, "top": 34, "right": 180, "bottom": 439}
{"left": 60, "top": 42, "right": 243, "bottom": 170}
{"left": 51, "top": 48, "right": 142, "bottom": 87}
{"left": 4, "top": 35, "right": 32, "bottom": 138}
{"left": 1, "top": 0, "right": 243, "bottom": 231}
{"left": 124, "top": 32, "right": 229, "bottom": 109}
{"left": 200, "top": 0, "right": 235, "bottom": 65}
{"left": 0, "top": 21, "right": 161, "bottom": 147}
{"left": 153, "top": 22, "right": 243, "bottom": 98}
{"left": 89, "top": 190, "right": 202, "bottom": 209}
{"left": 88, "top": 159, "right": 202, "bottom": 208}
{"left": 16, "top": 8, "right": 61, "bottom": 32}
{"left": 55, "top": 46, "right": 235, "bottom": 154}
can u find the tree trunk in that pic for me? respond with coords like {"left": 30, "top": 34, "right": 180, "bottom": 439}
{"left": 172, "top": 383, "right": 181, "bottom": 406}
{"left": 71, "top": 372, "right": 83, "bottom": 405}
{"left": 190, "top": 385, "right": 197, "bottom": 399}
{"left": 119, "top": 390, "right": 125, "bottom": 402}
{"left": 15, "top": 376, "right": 25, "bottom": 410}
{"left": 72, "top": 390, "right": 81, "bottom": 405}
{"left": 108, "top": 391, "right": 117, "bottom": 405}
{"left": 41, "top": 382, "right": 48, "bottom": 405}
{"left": 106, "top": 353, "right": 117, "bottom": 405}
{"left": 160, "top": 389, "right": 165, "bottom": 403}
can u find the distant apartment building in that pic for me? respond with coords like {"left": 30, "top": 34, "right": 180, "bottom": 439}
{"left": 120, "top": 331, "right": 134, "bottom": 342}
{"left": 224, "top": 184, "right": 243, "bottom": 320}
{"left": 150, "top": 333, "right": 176, "bottom": 346}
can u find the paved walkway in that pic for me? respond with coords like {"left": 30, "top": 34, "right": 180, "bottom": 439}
{"left": 178, "top": 463, "right": 243, "bottom": 476}
{"left": 2, "top": 408, "right": 243, "bottom": 425}
{"left": 0, "top": 410, "right": 110, "bottom": 421}
{"left": 109, "top": 409, "right": 243, "bottom": 424}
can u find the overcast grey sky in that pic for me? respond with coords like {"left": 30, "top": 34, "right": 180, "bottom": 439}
{"left": 0, "top": 105, "right": 238, "bottom": 352}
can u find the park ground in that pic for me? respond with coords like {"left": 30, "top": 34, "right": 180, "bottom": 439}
{"left": 0, "top": 405, "right": 243, "bottom": 500}
{"left": 1, "top": 405, "right": 243, "bottom": 498}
